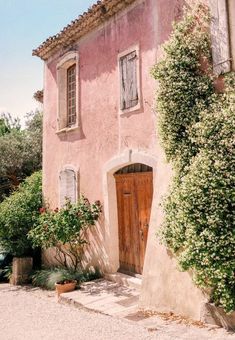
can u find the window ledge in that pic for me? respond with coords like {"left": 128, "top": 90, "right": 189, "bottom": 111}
{"left": 119, "top": 103, "right": 141, "bottom": 116}
{"left": 56, "top": 125, "right": 80, "bottom": 135}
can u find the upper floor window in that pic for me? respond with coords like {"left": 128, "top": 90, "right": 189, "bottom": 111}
{"left": 118, "top": 46, "right": 141, "bottom": 113}
{"left": 56, "top": 51, "right": 79, "bottom": 132}
{"left": 67, "top": 64, "right": 76, "bottom": 127}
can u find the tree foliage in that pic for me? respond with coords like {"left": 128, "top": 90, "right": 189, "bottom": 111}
{"left": 0, "top": 111, "right": 42, "bottom": 200}
{"left": 0, "top": 113, "right": 20, "bottom": 136}
{"left": 152, "top": 4, "right": 235, "bottom": 312}
{"left": 0, "top": 171, "right": 42, "bottom": 257}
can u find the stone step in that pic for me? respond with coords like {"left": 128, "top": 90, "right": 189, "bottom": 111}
{"left": 104, "top": 272, "right": 142, "bottom": 290}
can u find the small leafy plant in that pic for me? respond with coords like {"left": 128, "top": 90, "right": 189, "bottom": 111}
{"left": 28, "top": 197, "right": 101, "bottom": 271}
{"left": 31, "top": 267, "right": 101, "bottom": 290}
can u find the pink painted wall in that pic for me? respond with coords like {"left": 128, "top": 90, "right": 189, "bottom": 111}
{"left": 43, "top": 0, "right": 181, "bottom": 208}
{"left": 41, "top": 0, "right": 216, "bottom": 320}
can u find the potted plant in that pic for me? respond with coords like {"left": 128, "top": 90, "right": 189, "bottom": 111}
{"left": 55, "top": 279, "right": 77, "bottom": 296}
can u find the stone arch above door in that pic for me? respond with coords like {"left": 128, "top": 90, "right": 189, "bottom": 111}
{"left": 102, "top": 150, "right": 157, "bottom": 274}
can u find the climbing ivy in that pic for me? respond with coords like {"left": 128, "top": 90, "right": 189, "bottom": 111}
{"left": 152, "top": 4, "right": 235, "bottom": 312}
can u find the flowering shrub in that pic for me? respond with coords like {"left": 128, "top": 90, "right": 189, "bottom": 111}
{"left": 28, "top": 197, "right": 102, "bottom": 271}
{"left": 152, "top": 4, "right": 214, "bottom": 174}
{"left": 153, "top": 4, "right": 235, "bottom": 312}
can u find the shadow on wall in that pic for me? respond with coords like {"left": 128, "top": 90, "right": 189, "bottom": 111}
{"left": 82, "top": 213, "right": 111, "bottom": 274}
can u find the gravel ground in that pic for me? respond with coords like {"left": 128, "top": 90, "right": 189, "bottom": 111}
{"left": 0, "top": 284, "right": 234, "bottom": 340}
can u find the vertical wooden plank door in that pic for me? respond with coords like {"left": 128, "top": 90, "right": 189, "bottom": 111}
{"left": 115, "top": 171, "right": 153, "bottom": 275}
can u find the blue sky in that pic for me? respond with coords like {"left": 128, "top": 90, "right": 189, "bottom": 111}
{"left": 0, "top": 0, "right": 95, "bottom": 124}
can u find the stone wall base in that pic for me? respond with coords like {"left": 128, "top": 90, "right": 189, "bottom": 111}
{"left": 201, "top": 303, "right": 235, "bottom": 331}
{"left": 11, "top": 257, "right": 33, "bottom": 285}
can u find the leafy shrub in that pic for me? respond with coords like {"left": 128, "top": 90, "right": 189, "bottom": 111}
{"left": 2, "top": 265, "right": 12, "bottom": 281}
{"left": 32, "top": 267, "right": 101, "bottom": 290}
{"left": 151, "top": 4, "right": 214, "bottom": 174}
{"left": 153, "top": 4, "right": 235, "bottom": 312}
{"left": 0, "top": 171, "right": 42, "bottom": 256}
{"left": 29, "top": 198, "right": 101, "bottom": 271}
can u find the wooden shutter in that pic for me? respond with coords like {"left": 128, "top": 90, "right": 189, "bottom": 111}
{"left": 120, "top": 51, "right": 138, "bottom": 110}
{"left": 210, "top": 0, "right": 231, "bottom": 74}
{"left": 59, "top": 169, "right": 77, "bottom": 207}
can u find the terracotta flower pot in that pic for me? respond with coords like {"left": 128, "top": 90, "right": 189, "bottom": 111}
{"left": 55, "top": 280, "right": 77, "bottom": 296}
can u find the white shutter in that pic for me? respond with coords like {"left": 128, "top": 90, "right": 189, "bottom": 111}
{"left": 59, "top": 169, "right": 77, "bottom": 207}
{"left": 59, "top": 170, "right": 67, "bottom": 207}
{"left": 210, "top": 0, "right": 231, "bottom": 74}
{"left": 66, "top": 169, "right": 76, "bottom": 204}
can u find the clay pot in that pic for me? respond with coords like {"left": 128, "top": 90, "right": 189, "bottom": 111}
{"left": 55, "top": 280, "right": 77, "bottom": 296}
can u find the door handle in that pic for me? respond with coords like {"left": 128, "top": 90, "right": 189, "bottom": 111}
{"left": 139, "top": 229, "right": 144, "bottom": 241}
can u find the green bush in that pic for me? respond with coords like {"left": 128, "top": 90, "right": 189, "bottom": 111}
{"left": 32, "top": 267, "right": 101, "bottom": 290}
{"left": 0, "top": 171, "right": 42, "bottom": 256}
{"left": 153, "top": 4, "right": 235, "bottom": 312}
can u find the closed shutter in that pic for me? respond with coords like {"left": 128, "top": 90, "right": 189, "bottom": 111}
{"left": 120, "top": 51, "right": 138, "bottom": 110}
{"left": 59, "top": 169, "right": 77, "bottom": 207}
{"left": 210, "top": 0, "right": 231, "bottom": 74}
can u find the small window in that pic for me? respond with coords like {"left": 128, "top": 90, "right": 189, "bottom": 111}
{"left": 57, "top": 51, "right": 78, "bottom": 132}
{"left": 59, "top": 169, "right": 78, "bottom": 207}
{"left": 119, "top": 49, "right": 139, "bottom": 111}
{"left": 67, "top": 65, "right": 76, "bottom": 127}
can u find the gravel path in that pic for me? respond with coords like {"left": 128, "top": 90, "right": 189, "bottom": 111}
{"left": 0, "top": 284, "right": 234, "bottom": 340}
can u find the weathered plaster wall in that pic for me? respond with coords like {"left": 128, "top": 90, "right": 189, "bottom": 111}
{"left": 139, "top": 147, "right": 207, "bottom": 320}
{"left": 43, "top": 0, "right": 207, "bottom": 320}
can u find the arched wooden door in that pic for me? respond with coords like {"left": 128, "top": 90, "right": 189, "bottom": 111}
{"left": 114, "top": 164, "right": 153, "bottom": 275}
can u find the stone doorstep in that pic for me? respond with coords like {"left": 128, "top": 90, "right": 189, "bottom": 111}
{"left": 58, "top": 278, "right": 235, "bottom": 333}
{"left": 105, "top": 273, "right": 235, "bottom": 332}
{"left": 104, "top": 272, "right": 142, "bottom": 291}
{"left": 58, "top": 278, "right": 141, "bottom": 319}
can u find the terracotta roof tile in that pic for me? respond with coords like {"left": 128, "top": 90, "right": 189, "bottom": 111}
{"left": 33, "top": 0, "right": 136, "bottom": 60}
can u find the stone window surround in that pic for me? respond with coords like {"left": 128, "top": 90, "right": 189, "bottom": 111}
{"left": 118, "top": 44, "right": 142, "bottom": 115}
{"left": 56, "top": 51, "right": 79, "bottom": 134}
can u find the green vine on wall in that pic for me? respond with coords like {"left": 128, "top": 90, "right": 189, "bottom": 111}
{"left": 152, "top": 4, "right": 235, "bottom": 312}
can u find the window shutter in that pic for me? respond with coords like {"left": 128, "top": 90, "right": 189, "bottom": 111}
{"left": 127, "top": 51, "right": 138, "bottom": 108}
{"left": 210, "top": 0, "right": 231, "bottom": 74}
{"left": 120, "top": 56, "right": 128, "bottom": 110}
{"left": 59, "top": 170, "right": 67, "bottom": 207}
{"left": 120, "top": 51, "right": 138, "bottom": 110}
{"left": 59, "top": 169, "right": 77, "bottom": 207}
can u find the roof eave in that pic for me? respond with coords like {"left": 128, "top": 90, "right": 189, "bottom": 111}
{"left": 33, "top": 0, "right": 136, "bottom": 61}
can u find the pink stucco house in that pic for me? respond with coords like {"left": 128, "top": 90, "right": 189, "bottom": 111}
{"left": 33, "top": 0, "right": 235, "bottom": 322}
